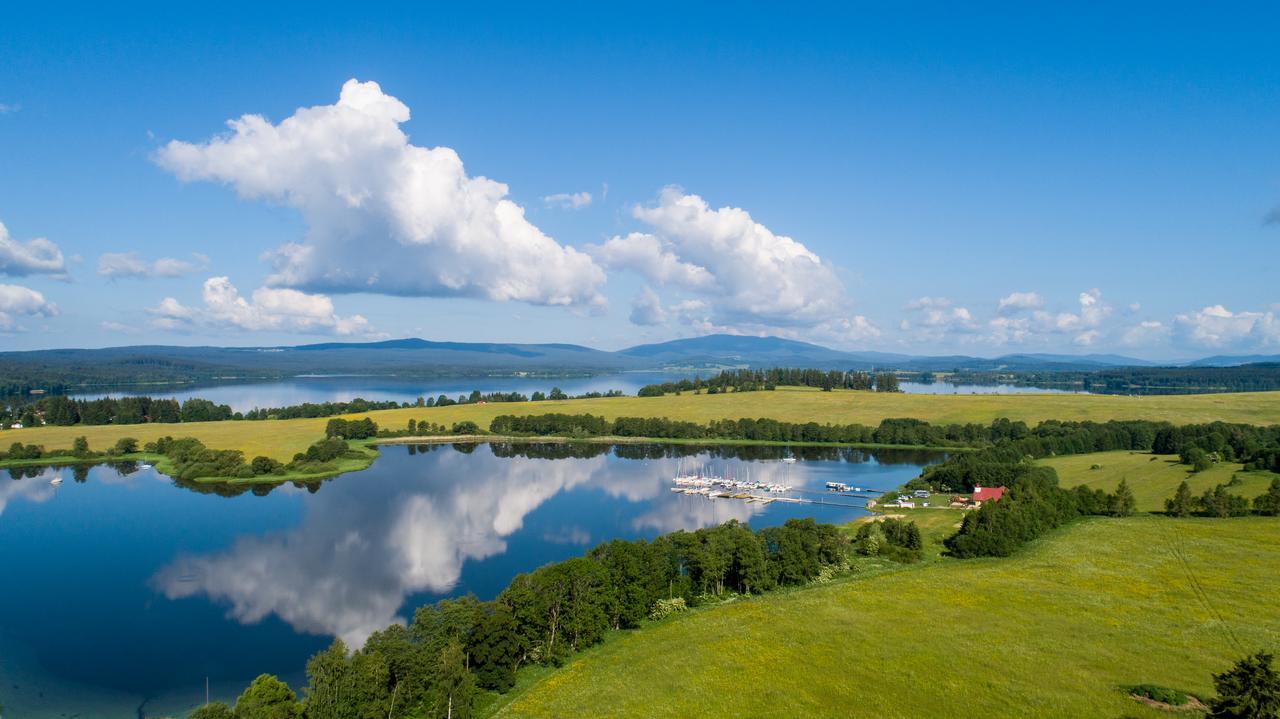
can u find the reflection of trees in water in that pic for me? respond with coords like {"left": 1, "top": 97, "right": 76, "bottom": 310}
{"left": 107, "top": 460, "right": 141, "bottom": 476}
{"left": 412, "top": 442, "right": 947, "bottom": 466}
{"left": 169, "top": 475, "right": 326, "bottom": 498}
{"left": 871, "top": 448, "right": 951, "bottom": 466}
{"left": 0, "top": 466, "right": 57, "bottom": 516}
{"left": 8, "top": 465, "right": 47, "bottom": 480}
{"left": 489, "top": 442, "right": 612, "bottom": 460}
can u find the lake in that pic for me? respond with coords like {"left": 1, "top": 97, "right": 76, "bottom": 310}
{"left": 0, "top": 442, "right": 945, "bottom": 718}
{"left": 67, "top": 373, "right": 1081, "bottom": 412}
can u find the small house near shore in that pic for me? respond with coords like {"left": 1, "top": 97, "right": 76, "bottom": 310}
{"left": 972, "top": 486, "right": 1007, "bottom": 507}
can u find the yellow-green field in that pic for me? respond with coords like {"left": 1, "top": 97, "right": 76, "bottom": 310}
{"left": 1042, "top": 450, "right": 1280, "bottom": 512}
{"left": 5, "top": 387, "right": 1280, "bottom": 461}
{"left": 489, "top": 516, "right": 1280, "bottom": 719}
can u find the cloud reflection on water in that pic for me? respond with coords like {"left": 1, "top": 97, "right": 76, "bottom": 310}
{"left": 149, "top": 445, "right": 857, "bottom": 646}
{"left": 0, "top": 467, "right": 58, "bottom": 518}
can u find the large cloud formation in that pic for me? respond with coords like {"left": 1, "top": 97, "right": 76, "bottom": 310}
{"left": 0, "top": 283, "right": 58, "bottom": 331}
{"left": 1174, "top": 305, "right": 1279, "bottom": 348}
{"left": 150, "top": 276, "right": 374, "bottom": 336}
{"left": 154, "top": 79, "right": 605, "bottom": 307}
{"left": 0, "top": 220, "right": 66, "bottom": 278}
{"left": 591, "top": 188, "right": 872, "bottom": 338}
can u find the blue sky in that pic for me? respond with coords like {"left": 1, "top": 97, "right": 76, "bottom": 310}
{"left": 1, "top": 2, "right": 1278, "bottom": 358}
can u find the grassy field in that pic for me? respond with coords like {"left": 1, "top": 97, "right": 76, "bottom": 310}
{"left": 5, "top": 387, "right": 1280, "bottom": 462}
{"left": 1042, "top": 450, "right": 1280, "bottom": 512}
{"left": 489, "top": 516, "right": 1280, "bottom": 719}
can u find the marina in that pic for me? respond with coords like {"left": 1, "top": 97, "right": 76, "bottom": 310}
{"left": 670, "top": 464, "right": 883, "bottom": 508}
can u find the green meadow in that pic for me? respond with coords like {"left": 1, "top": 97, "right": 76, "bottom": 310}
{"left": 487, "top": 516, "right": 1280, "bottom": 719}
{"left": 1041, "top": 450, "right": 1280, "bottom": 512}
{"left": 7, "top": 387, "right": 1280, "bottom": 462}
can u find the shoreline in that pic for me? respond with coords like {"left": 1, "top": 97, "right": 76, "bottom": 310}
{"left": 0, "top": 434, "right": 960, "bottom": 487}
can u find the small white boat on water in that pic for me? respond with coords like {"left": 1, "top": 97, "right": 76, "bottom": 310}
{"left": 50, "top": 476, "right": 63, "bottom": 486}
{"left": 139, "top": 463, "right": 153, "bottom": 470}
{"left": 781, "top": 457, "right": 797, "bottom": 464}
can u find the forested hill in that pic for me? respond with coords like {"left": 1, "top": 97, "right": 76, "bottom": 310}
{"left": 2, "top": 334, "right": 1279, "bottom": 394}
{"left": 1087, "top": 363, "right": 1280, "bottom": 394}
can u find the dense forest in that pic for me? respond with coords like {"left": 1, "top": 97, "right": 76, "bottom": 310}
{"left": 940, "top": 362, "right": 1280, "bottom": 395}
{"left": 0, "top": 387, "right": 624, "bottom": 429}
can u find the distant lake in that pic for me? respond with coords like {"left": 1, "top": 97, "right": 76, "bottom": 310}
{"left": 0, "top": 443, "right": 945, "bottom": 718}
{"left": 68, "top": 373, "right": 694, "bottom": 413}
{"left": 899, "top": 381, "right": 1083, "bottom": 395}
{"left": 67, "top": 373, "right": 1083, "bottom": 412}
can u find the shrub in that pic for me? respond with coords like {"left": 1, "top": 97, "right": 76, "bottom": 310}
{"left": 1126, "top": 684, "right": 1190, "bottom": 706}
{"left": 1256, "top": 479, "right": 1280, "bottom": 516}
{"left": 648, "top": 597, "right": 687, "bottom": 621}
{"left": 250, "top": 456, "right": 284, "bottom": 475}
{"left": 6, "top": 442, "right": 44, "bottom": 460}
{"left": 293, "top": 437, "right": 349, "bottom": 464}
{"left": 1199, "top": 485, "right": 1250, "bottom": 518}
{"left": 452, "top": 420, "right": 480, "bottom": 435}
{"left": 324, "top": 417, "right": 378, "bottom": 440}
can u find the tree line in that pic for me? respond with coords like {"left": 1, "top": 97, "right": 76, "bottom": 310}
{"left": 901, "top": 418, "right": 1280, "bottom": 558}
{"left": 936, "top": 362, "right": 1280, "bottom": 396}
{"left": 0, "top": 386, "right": 628, "bottom": 429}
{"left": 189, "top": 517, "right": 863, "bottom": 718}
{"left": 637, "top": 368, "right": 901, "bottom": 396}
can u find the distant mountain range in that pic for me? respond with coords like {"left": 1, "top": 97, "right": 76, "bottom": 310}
{"left": 3, "top": 334, "right": 1277, "bottom": 390}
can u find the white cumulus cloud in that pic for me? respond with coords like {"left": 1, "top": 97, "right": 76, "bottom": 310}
{"left": 153, "top": 79, "right": 605, "bottom": 308}
{"left": 0, "top": 283, "right": 58, "bottom": 331}
{"left": 902, "top": 297, "right": 977, "bottom": 336}
{"left": 996, "top": 291, "right": 1044, "bottom": 314}
{"left": 629, "top": 286, "right": 667, "bottom": 326}
{"left": 1121, "top": 320, "right": 1169, "bottom": 347}
{"left": 150, "top": 276, "right": 376, "bottom": 336}
{"left": 1173, "top": 305, "right": 1279, "bottom": 348}
{"left": 591, "top": 232, "right": 716, "bottom": 291}
{"left": 591, "top": 188, "right": 852, "bottom": 331}
{"left": 97, "top": 251, "right": 208, "bottom": 279}
{"left": 0, "top": 221, "right": 66, "bottom": 278}
{"left": 543, "top": 191, "right": 592, "bottom": 209}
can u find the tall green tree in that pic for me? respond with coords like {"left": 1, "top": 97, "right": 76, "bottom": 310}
{"left": 189, "top": 702, "right": 235, "bottom": 719}
{"left": 1109, "top": 478, "right": 1136, "bottom": 517}
{"left": 431, "top": 640, "right": 475, "bottom": 719}
{"left": 302, "top": 640, "right": 355, "bottom": 719}
{"left": 234, "top": 674, "right": 301, "bottom": 719}
{"left": 1255, "top": 478, "right": 1280, "bottom": 517}
{"left": 1210, "top": 652, "right": 1280, "bottom": 719}
{"left": 1165, "top": 480, "right": 1197, "bottom": 517}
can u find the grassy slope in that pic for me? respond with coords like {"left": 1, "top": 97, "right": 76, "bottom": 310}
{"left": 1042, "top": 450, "right": 1280, "bottom": 512}
{"left": 491, "top": 516, "right": 1280, "bottom": 719}
{"left": 6, "top": 387, "right": 1280, "bottom": 462}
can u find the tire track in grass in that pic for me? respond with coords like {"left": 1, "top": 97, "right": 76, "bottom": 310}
{"left": 1163, "top": 520, "right": 1244, "bottom": 654}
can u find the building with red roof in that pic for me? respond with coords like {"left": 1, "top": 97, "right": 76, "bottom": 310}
{"left": 972, "top": 486, "right": 1007, "bottom": 503}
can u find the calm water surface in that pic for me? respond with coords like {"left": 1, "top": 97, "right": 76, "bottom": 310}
{"left": 0, "top": 443, "right": 944, "bottom": 718}
{"left": 68, "top": 373, "right": 693, "bottom": 413}
{"left": 67, "top": 373, "right": 1084, "bottom": 412}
